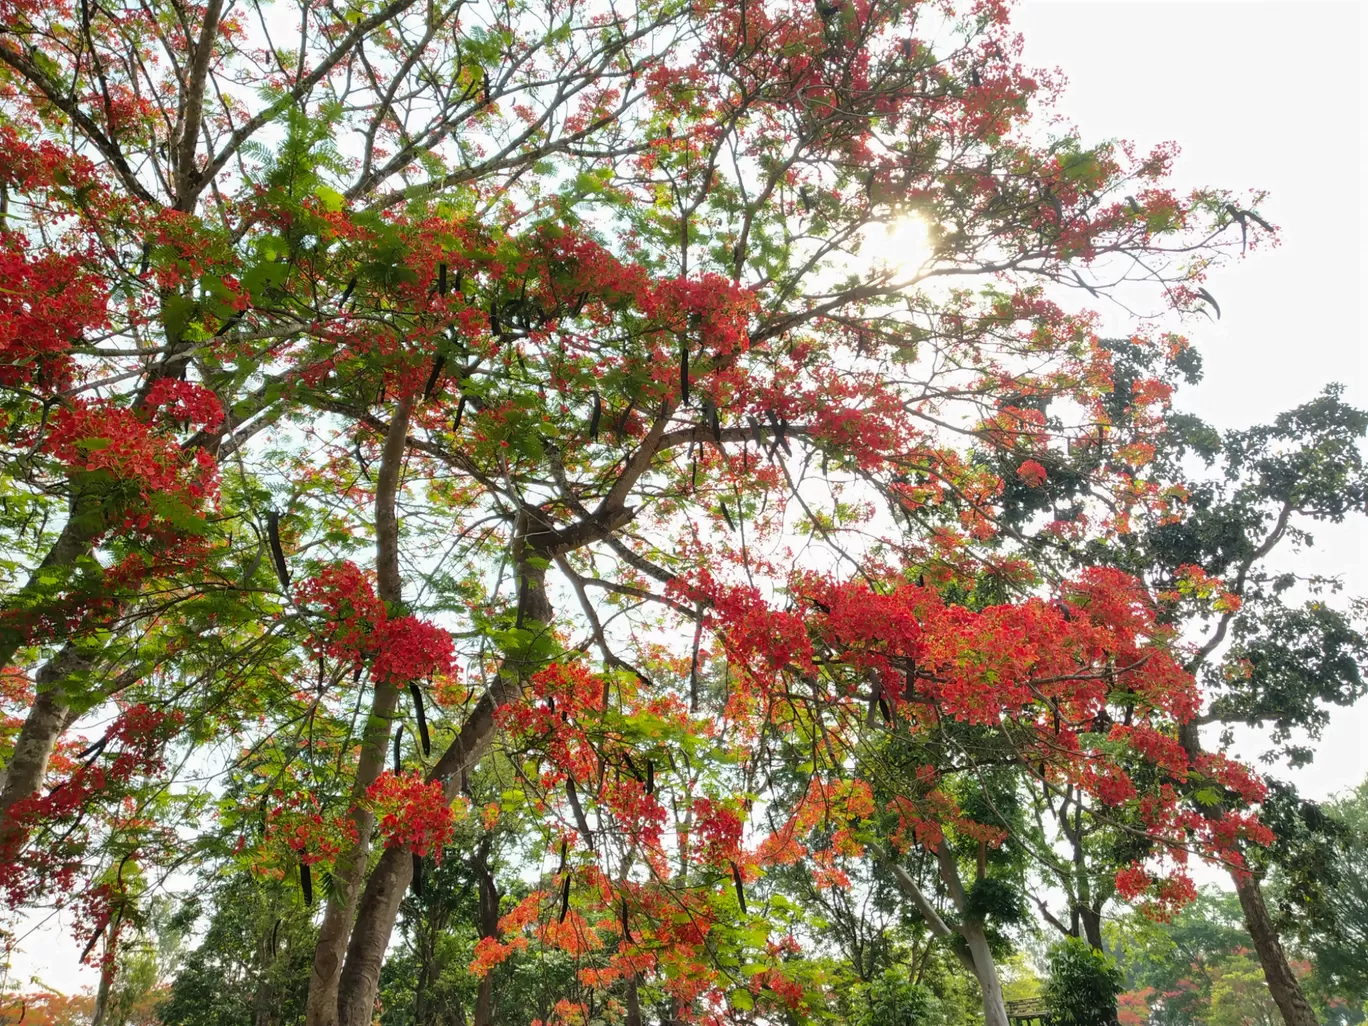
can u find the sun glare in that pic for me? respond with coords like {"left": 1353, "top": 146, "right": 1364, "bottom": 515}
{"left": 860, "top": 213, "right": 933, "bottom": 278}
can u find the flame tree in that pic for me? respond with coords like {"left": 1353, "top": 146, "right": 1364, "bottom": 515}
{"left": 0, "top": 0, "right": 1305, "bottom": 1022}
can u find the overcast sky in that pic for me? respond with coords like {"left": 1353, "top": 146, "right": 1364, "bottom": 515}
{"left": 1016, "top": 0, "right": 1365, "bottom": 803}
{"left": 4, "top": 0, "right": 1365, "bottom": 999}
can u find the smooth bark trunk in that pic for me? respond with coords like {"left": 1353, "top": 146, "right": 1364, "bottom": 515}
{"left": 887, "top": 855, "right": 1009, "bottom": 1026}
{"left": 933, "top": 841, "right": 1009, "bottom": 1026}
{"left": 0, "top": 648, "right": 89, "bottom": 855}
{"left": 1233, "top": 871, "right": 1319, "bottom": 1026}
{"left": 335, "top": 561, "right": 551, "bottom": 1026}
{"left": 305, "top": 400, "right": 411, "bottom": 1026}
{"left": 962, "top": 921, "right": 1010, "bottom": 1026}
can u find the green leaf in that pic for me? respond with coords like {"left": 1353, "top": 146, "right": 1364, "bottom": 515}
{"left": 315, "top": 185, "right": 345, "bottom": 212}
{"left": 162, "top": 293, "right": 198, "bottom": 341}
{"left": 728, "top": 989, "right": 754, "bottom": 1011}
{"left": 148, "top": 493, "right": 210, "bottom": 536}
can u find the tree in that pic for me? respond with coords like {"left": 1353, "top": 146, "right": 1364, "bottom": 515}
{"left": 1272, "top": 777, "right": 1368, "bottom": 1021}
{"left": 1106, "top": 888, "right": 1319, "bottom": 1026}
{"left": 0, "top": 0, "right": 1285, "bottom": 1023}
{"left": 984, "top": 332, "right": 1368, "bottom": 1026}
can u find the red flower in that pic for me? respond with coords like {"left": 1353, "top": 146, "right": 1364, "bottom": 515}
{"left": 1017, "top": 459, "right": 1048, "bottom": 487}
{"left": 371, "top": 616, "right": 456, "bottom": 685}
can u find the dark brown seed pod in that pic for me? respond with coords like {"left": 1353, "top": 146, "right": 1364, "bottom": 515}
{"left": 267, "top": 511, "right": 290, "bottom": 590}
{"left": 410, "top": 684, "right": 430, "bottom": 756}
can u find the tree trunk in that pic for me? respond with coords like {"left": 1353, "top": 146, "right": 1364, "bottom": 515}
{"left": 625, "top": 976, "right": 642, "bottom": 1026}
{"left": 887, "top": 852, "right": 1009, "bottom": 1026}
{"left": 472, "top": 838, "right": 500, "bottom": 1026}
{"left": 961, "top": 921, "right": 1010, "bottom": 1026}
{"left": 334, "top": 560, "right": 551, "bottom": 1026}
{"left": 0, "top": 649, "right": 88, "bottom": 856}
{"left": 932, "top": 841, "right": 1009, "bottom": 1026}
{"left": 1079, "top": 903, "right": 1104, "bottom": 951}
{"left": 0, "top": 512, "right": 100, "bottom": 671}
{"left": 303, "top": 681, "right": 400, "bottom": 1026}
{"left": 306, "top": 399, "right": 411, "bottom": 1026}
{"left": 1179, "top": 724, "right": 1318, "bottom": 1026}
{"left": 1233, "top": 871, "right": 1319, "bottom": 1026}
{"left": 90, "top": 923, "right": 116, "bottom": 1026}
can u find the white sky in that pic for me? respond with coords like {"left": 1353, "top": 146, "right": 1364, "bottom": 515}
{"left": 1017, "top": 0, "right": 1366, "bottom": 803}
{"left": 4, "top": 0, "right": 1365, "bottom": 999}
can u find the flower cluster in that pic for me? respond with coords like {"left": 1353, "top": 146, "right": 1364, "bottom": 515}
{"left": 294, "top": 563, "right": 455, "bottom": 683}
{"left": 264, "top": 797, "right": 358, "bottom": 867}
{"left": 0, "top": 236, "right": 108, "bottom": 391}
{"left": 691, "top": 797, "right": 744, "bottom": 867}
{"left": 45, "top": 400, "right": 220, "bottom": 509}
{"left": 365, "top": 771, "right": 460, "bottom": 857}
{"left": 145, "top": 379, "right": 225, "bottom": 429}
{"left": 371, "top": 616, "right": 457, "bottom": 686}
{"left": 294, "top": 562, "right": 388, "bottom": 660}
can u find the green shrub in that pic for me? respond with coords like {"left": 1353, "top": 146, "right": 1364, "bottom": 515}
{"left": 1043, "top": 937, "right": 1124, "bottom": 1026}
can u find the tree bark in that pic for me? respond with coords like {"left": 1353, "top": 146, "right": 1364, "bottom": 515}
{"left": 472, "top": 838, "right": 500, "bottom": 1026}
{"left": 961, "top": 920, "right": 1010, "bottom": 1026}
{"left": 931, "top": 841, "right": 1010, "bottom": 1026}
{"left": 305, "top": 399, "right": 411, "bottom": 1026}
{"left": 1179, "top": 724, "right": 1318, "bottom": 1026}
{"left": 1078, "top": 903, "right": 1104, "bottom": 952}
{"left": 1233, "top": 870, "right": 1319, "bottom": 1026}
{"left": 334, "top": 559, "right": 552, "bottom": 1026}
{"left": 887, "top": 854, "right": 1009, "bottom": 1026}
{"left": 0, "top": 648, "right": 89, "bottom": 856}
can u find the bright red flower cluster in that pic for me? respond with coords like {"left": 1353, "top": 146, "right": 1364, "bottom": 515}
{"left": 264, "top": 798, "right": 358, "bottom": 867}
{"left": 0, "top": 236, "right": 108, "bottom": 391}
{"left": 1, "top": 705, "right": 182, "bottom": 906}
{"left": 691, "top": 797, "right": 744, "bottom": 867}
{"left": 45, "top": 400, "right": 220, "bottom": 508}
{"left": 370, "top": 615, "right": 457, "bottom": 685}
{"left": 294, "top": 562, "right": 388, "bottom": 661}
{"left": 365, "top": 771, "right": 457, "bottom": 857}
{"left": 294, "top": 564, "right": 454, "bottom": 684}
{"left": 145, "top": 379, "right": 225, "bottom": 429}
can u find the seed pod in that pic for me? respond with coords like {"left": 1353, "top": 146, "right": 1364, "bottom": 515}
{"left": 393, "top": 723, "right": 403, "bottom": 774}
{"left": 645, "top": 760, "right": 654, "bottom": 796}
{"left": 559, "top": 873, "right": 572, "bottom": 922}
{"left": 410, "top": 684, "right": 431, "bottom": 756}
{"left": 453, "top": 395, "right": 466, "bottom": 431}
{"left": 438, "top": 263, "right": 448, "bottom": 296}
{"left": 412, "top": 854, "right": 424, "bottom": 897}
{"left": 267, "top": 511, "right": 290, "bottom": 590}
{"left": 423, "top": 355, "right": 445, "bottom": 399}
{"left": 589, "top": 390, "right": 602, "bottom": 440}
{"left": 680, "top": 341, "right": 690, "bottom": 405}
{"left": 300, "top": 862, "right": 313, "bottom": 907}
{"left": 731, "top": 861, "right": 747, "bottom": 914}
{"left": 747, "top": 414, "right": 765, "bottom": 450}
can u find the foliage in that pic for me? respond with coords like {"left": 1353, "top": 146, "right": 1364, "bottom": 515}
{"left": 1043, "top": 937, "right": 1123, "bottom": 1026}
{"left": 0, "top": 0, "right": 1351, "bottom": 1022}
